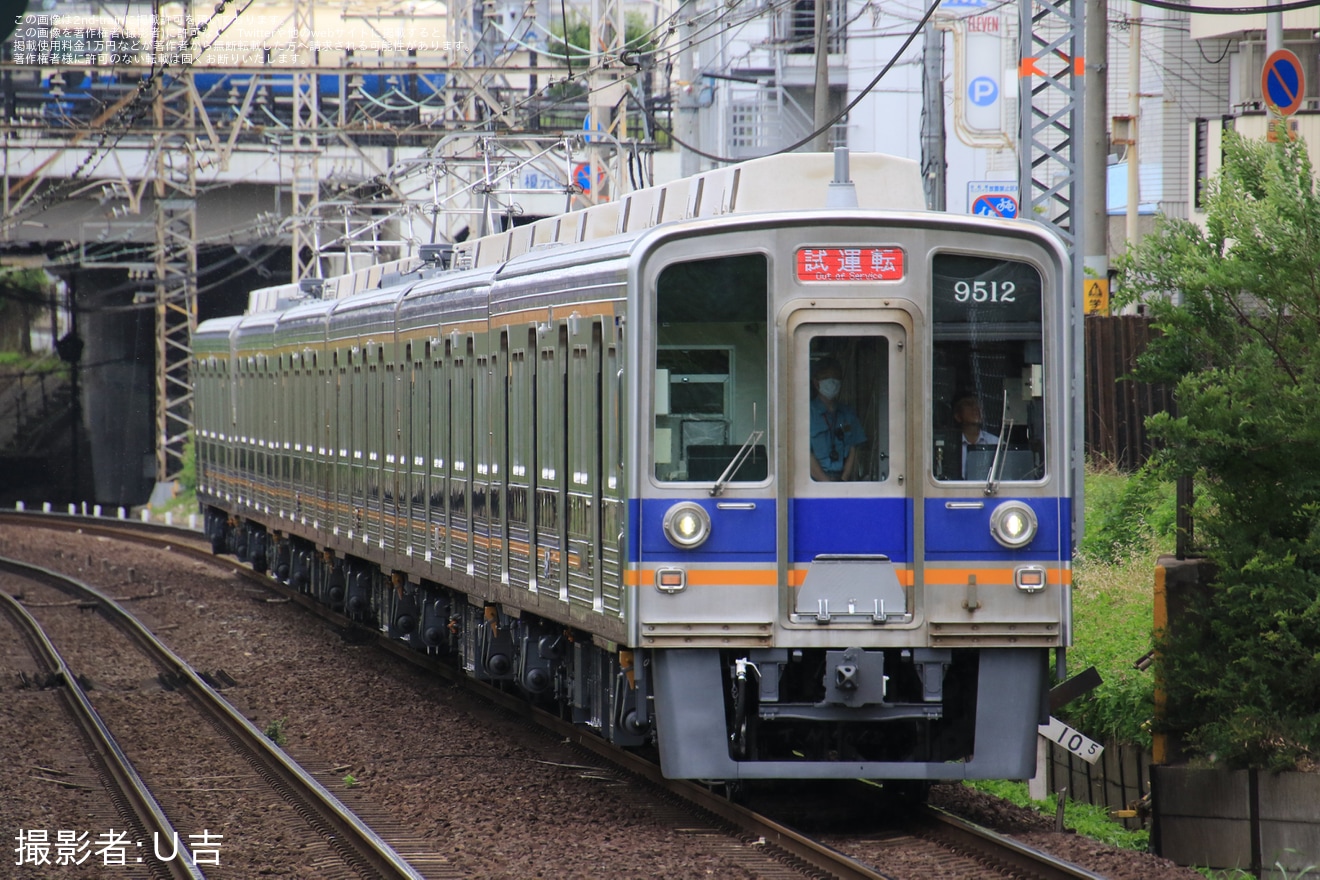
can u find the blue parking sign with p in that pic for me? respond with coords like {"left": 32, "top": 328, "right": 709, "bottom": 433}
{"left": 969, "top": 76, "right": 998, "bottom": 107}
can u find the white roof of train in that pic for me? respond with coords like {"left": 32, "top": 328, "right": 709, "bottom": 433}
{"left": 236, "top": 151, "right": 924, "bottom": 318}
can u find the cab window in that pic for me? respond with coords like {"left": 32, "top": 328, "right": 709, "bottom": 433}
{"left": 930, "top": 254, "right": 1045, "bottom": 482}
{"left": 653, "top": 254, "right": 769, "bottom": 483}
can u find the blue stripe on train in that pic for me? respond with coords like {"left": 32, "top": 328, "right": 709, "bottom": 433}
{"left": 630, "top": 497, "right": 912, "bottom": 564}
{"left": 628, "top": 496, "right": 1073, "bottom": 565}
{"left": 923, "top": 496, "right": 1071, "bottom": 561}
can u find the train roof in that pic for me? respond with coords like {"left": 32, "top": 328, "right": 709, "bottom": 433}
{"left": 196, "top": 151, "right": 932, "bottom": 341}
{"left": 453, "top": 152, "right": 924, "bottom": 272}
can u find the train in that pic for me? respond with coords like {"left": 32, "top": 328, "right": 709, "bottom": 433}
{"left": 192, "top": 151, "right": 1078, "bottom": 784}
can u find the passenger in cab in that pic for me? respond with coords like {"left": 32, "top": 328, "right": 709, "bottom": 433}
{"left": 809, "top": 358, "right": 866, "bottom": 482}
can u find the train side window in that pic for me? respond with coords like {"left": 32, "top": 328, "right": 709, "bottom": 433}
{"left": 653, "top": 253, "right": 769, "bottom": 483}
{"left": 930, "top": 254, "right": 1045, "bottom": 483}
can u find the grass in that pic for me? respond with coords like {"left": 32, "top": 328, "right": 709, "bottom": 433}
{"left": 1060, "top": 463, "right": 1175, "bottom": 749}
{"left": 0, "top": 351, "right": 66, "bottom": 372}
{"left": 264, "top": 717, "right": 288, "bottom": 746}
{"left": 1196, "top": 860, "right": 1319, "bottom": 879}
{"left": 968, "top": 779, "right": 1150, "bottom": 850}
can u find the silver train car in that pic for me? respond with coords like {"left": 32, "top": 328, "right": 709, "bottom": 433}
{"left": 193, "top": 152, "right": 1077, "bottom": 782}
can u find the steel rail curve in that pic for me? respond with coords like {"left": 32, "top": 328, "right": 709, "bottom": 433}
{"left": 0, "top": 588, "right": 206, "bottom": 880}
{"left": 0, "top": 549, "right": 428, "bottom": 880}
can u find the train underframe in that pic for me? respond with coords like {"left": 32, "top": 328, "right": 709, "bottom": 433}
{"left": 206, "top": 507, "right": 1045, "bottom": 782}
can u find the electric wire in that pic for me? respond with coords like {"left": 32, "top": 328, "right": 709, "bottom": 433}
{"left": 1131, "top": 0, "right": 1320, "bottom": 11}
{"left": 630, "top": 0, "right": 943, "bottom": 163}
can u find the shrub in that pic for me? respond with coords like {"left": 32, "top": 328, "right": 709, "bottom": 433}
{"left": 1080, "top": 463, "right": 1176, "bottom": 565}
{"left": 1118, "top": 129, "right": 1320, "bottom": 770}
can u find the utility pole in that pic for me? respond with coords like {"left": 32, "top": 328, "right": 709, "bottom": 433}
{"left": 589, "top": 0, "right": 627, "bottom": 202}
{"left": 677, "top": 0, "right": 700, "bottom": 175}
{"left": 1125, "top": 7, "right": 1139, "bottom": 248}
{"left": 290, "top": 0, "right": 320, "bottom": 280}
{"left": 812, "top": 0, "right": 830, "bottom": 151}
{"left": 1083, "top": 0, "right": 1108, "bottom": 301}
{"left": 151, "top": 0, "right": 199, "bottom": 492}
{"left": 920, "top": 24, "right": 946, "bottom": 210}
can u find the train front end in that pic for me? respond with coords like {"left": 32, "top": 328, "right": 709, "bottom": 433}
{"left": 630, "top": 210, "right": 1075, "bottom": 781}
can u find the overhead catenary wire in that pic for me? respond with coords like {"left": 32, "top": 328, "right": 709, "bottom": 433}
{"left": 630, "top": 0, "right": 943, "bottom": 163}
{"left": 1131, "top": 0, "right": 1320, "bottom": 11}
{"left": 2, "top": 0, "right": 258, "bottom": 228}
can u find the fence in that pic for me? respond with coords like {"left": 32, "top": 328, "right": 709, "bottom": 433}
{"left": 1084, "top": 315, "right": 1174, "bottom": 470}
{"left": 1046, "top": 739, "right": 1153, "bottom": 831}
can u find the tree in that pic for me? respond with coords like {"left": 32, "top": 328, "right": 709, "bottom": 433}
{"left": 1119, "top": 129, "right": 1320, "bottom": 770}
{"left": 545, "top": 12, "right": 656, "bottom": 67}
{"left": 0, "top": 267, "right": 52, "bottom": 356}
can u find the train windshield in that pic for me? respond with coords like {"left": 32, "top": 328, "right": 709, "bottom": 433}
{"left": 807, "top": 335, "right": 890, "bottom": 482}
{"left": 930, "top": 254, "right": 1045, "bottom": 483}
{"left": 652, "top": 253, "right": 769, "bottom": 483}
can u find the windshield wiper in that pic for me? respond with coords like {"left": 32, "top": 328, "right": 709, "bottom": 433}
{"left": 711, "top": 428, "right": 765, "bottom": 497}
{"left": 983, "top": 391, "right": 1013, "bottom": 497}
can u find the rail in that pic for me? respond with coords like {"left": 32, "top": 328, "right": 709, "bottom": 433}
{"left": 0, "top": 551, "right": 427, "bottom": 880}
{"left": 0, "top": 583, "right": 205, "bottom": 880}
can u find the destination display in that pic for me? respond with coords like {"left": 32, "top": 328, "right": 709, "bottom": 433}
{"left": 795, "top": 247, "right": 905, "bottom": 282}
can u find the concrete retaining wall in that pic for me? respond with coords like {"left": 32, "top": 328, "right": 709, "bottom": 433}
{"left": 1152, "top": 765, "right": 1320, "bottom": 879}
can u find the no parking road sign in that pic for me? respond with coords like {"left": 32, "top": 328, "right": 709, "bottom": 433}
{"left": 971, "top": 193, "right": 1018, "bottom": 219}
{"left": 1262, "top": 49, "right": 1306, "bottom": 116}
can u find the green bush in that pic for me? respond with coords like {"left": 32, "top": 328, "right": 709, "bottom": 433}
{"left": 178, "top": 433, "right": 197, "bottom": 494}
{"left": 1080, "top": 464, "right": 1177, "bottom": 564}
{"left": 1058, "top": 464, "right": 1166, "bottom": 749}
{"left": 1119, "top": 129, "right": 1320, "bottom": 770}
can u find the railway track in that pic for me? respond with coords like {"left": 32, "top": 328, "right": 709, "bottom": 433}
{"left": 0, "top": 550, "right": 435, "bottom": 880}
{"left": 0, "top": 588, "right": 205, "bottom": 880}
{"left": 0, "top": 510, "right": 1110, "bottom": 880}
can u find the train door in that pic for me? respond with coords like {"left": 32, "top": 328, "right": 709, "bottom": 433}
{"left": 534, "top": 325, "right": 568, "bottom": 603}
{"left": 382, "top": 354, "right": 399, "bottom": 552}
{"left": 389, "top": 350, "right": 406, "bottom": 553}
{"left": 366, "top": 350, "right": 383, "bottom": 546}
{"left": 600, "top": 319, "right": 625, "bottom": 618}
{"left": 408, "top": 344, "right": 428, "bottom": 559}
{"left": 507, "top": 328, "right": 536, "bottom": 596}
{"left": 472, "top": 344, "right": 494, "bottom": 582}
{"left": 427, "top": 344, "right": 449, "bottom": 570}
{"left": 335, "top": 352, "right": 350, "bottom": 535}
{"left": 786, "top": 314, "right": 912, "bottom": 624}
{"left": 282, "top": 357, "right": 293, "bottom": 520}
{"left": 493, "top": 332, "right": 512, "bottom": 590}
{"left": 449, "top": 336, "right": 473, "bottom": 580}
{"left": 318, "top": 352, "right": 331, "bottom": 525}
{"left": 565, "top": 318, "right": 602, "bottom": 613}
{"left": 354, "top": 350, "right": 366, "bottom": 538}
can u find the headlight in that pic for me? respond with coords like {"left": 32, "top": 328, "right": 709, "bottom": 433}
{"left": 663, "top": 502, "right": 712, "bottom": 549}
{"left": 990, "top": 501, "right": 1038, "bottom": 549}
